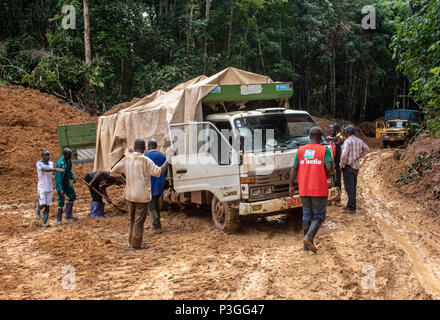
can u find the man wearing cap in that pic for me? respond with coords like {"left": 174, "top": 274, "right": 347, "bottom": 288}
{"left": 326, "top": 124, "right": 344, "bottom": 193}
{"left": 290, "top": 127, "right": 334, "bottom": 253}
{"left": 144, "top": 139, "right": 167, "bottom": 234}
{"left": 340, "top": 125, "right": 370, "bottom": 213}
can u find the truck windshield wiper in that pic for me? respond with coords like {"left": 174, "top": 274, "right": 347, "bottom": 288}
{"left": 278, "top": 142, "right": 300, "bottom": 152}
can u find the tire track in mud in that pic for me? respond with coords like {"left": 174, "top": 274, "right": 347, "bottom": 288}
{"left": 358, "top": 150, "right": 440, "bottom": 298}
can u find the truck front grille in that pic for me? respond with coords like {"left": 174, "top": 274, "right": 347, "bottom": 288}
{"left": 248, "top": 168, "right": 294, "bottom": 201}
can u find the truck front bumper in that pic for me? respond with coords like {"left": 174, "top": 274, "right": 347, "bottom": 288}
{"left": 382, "top": 136, "right": 405, "bottom": 141}
{"left": 238, "top": 187, "right": 340, "bottom": 216}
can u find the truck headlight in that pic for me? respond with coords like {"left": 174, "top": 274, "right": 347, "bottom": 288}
{"left": 381, "top": 133, "right": 388, "bottom": 137}
{"left": 263, "top": 186, "right": 274, "bottom": 195}
{"left": 250, "top": 187, "right": 263, "bottom": 198}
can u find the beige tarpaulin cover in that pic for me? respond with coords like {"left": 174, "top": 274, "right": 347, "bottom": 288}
{"left": 93, "top": 67, "right": 273, "bottom": 170}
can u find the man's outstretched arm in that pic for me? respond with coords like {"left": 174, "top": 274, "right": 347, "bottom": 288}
{"left": 289, "top": 163, "right": 299, "bottom": 196}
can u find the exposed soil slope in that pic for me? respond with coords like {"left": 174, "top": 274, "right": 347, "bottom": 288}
{"left": 0, "top": 86, "right": 95, "bottom": 203}
{"left": 394, "top": 134, "right": 440, "bottom": 215}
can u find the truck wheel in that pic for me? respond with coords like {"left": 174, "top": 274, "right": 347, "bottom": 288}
{"left": 286, "top": 207, "right": 303, "bottom": 232}
{"left": 211, "top": 196, "right": 239, "bottom": 233}
{"left": 383, "top": 141, "right": 388, "bottom": 148}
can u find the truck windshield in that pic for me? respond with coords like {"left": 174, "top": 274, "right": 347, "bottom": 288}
{"left": 234, "top": 113, "right": 328, "bottom": 152}
{"left": 387, "top": 121, "right": 406, "bottom": 128}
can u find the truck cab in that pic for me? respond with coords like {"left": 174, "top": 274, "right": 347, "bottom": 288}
{"left": 376, "top": 109, "right": 422, "bottom": 148}
{"left": 165, "top": 83, "right": 340, "bottom": 232}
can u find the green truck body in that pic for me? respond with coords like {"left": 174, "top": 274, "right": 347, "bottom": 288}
{"left": 57, "top": 122, "right": 96, "bottom": 163}
{"left": 201, "top": 83, "right": 293, "bottom": 103}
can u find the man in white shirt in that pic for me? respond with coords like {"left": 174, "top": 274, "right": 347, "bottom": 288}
{"left": 111, "top": 139, "right": 169, "bottom": 249}
{"left": 36, "top": 150, "right": 64, "bottom": 227}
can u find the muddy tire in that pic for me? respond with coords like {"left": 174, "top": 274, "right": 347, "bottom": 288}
{"left": 383, "top": 141, "right": 389, "bottom": 148}
{"left": 286, "top": 207, "right": 303, "bottom": 232}
{"left": 211, "top": 196, "right": 239, "bottom": 233}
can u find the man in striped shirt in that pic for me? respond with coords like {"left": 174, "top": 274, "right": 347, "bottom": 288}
{"left": 340, "top": 125, "right": 370, "bottom": 213}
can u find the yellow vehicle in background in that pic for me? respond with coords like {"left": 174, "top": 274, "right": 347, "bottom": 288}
{"left": 376, "top": 109, "right": 423, "bottom": 148}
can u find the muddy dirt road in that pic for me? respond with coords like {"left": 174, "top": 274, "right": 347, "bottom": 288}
{"left": 0, "top": 150, "right": 439, "bottom": 299}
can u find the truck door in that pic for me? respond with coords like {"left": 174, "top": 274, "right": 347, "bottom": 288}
{"left": 376, "top": 121, "right": 385, "bottom": 139}
{"left": 168, "top": 122, "right": 240, "bottom": 202}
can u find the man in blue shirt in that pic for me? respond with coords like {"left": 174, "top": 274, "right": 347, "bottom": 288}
{"left": 145, "top": 139, "right": 167, "bottom": 234}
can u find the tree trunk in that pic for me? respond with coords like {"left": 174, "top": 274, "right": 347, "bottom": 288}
{"left": 305, "top": 63, "right": 310, "bottom": 111}
{"left": 279, "top": 20, "right": 282, "bottom": 58}
{"left": 83, "top": 0, "right": 91, "bottom": 64}
{"left": 118, "top": 57, "right": 124, "bottom": 103}
{"left": 346, "top": 63, "right": 353, "bottom": 119}
{"left": 349, "top": 73, "right": 357, "bottom": 121}
{"left": 238, "top": 9, "right": 258, "bottom": 68}
{"left": 360, "top": 68, "right": 369, "bottom": 122}
{"left": 329, "top": 47, "right": 336, "bottom": 117}
{"left": 203, "top": 0, "right": 211, "bottom": 74}
{"left": 226, "top": 0, "right": 234, "bottom": 65}
{"left": 83, "top": 0, "right": 96, "bottom": 115}
{"left": 256, "top": 25, "right": 265, "bottom": 73}
{"left": 186, "top": 0, "right": 194, "bottom": 54}
{"left": 402, "top": 78, "right": 406, "bottom": 109}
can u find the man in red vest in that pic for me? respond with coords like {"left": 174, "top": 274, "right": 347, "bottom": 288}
{"left": 290, "top": 127, "right": 334, "bottom": 253}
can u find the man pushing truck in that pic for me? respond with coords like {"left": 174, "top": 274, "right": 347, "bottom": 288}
{"left": 36, "top": 150, "right": 64, "bottom": 227}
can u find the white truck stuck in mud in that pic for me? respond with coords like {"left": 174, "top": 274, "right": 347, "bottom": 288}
{"left": 163, "top": 83, "right": 340, "bottom": 232}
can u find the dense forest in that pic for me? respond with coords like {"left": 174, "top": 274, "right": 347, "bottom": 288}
{"left": 0, "top": 0, "right": 439, "bottom": 135}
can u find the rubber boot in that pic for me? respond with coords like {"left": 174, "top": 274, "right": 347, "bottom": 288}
{"left": 90, "top": 201, "right": 100, "bottom": 218}
{"left": 98, "top": 202, "right": 106, "bottom": 218}
{"left": 304, "top": 219, "right": 323, "bottom": 254}
{"left": 303, "top": 220, "right": 311, "bottom": 251}
{"left": 42, "top": 208, "right": 49, "bottom": 227}
{"left": 57, "top": 207, "right": 63, "bottom": 225}
{"left": 65, "top": 202, "right": 78, "bottom": 219}
{"left": 36, "top": 204, "right": 41, "bottom": 219}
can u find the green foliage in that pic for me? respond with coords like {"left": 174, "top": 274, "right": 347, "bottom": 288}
{"left": 393, "top": 149, "right": 401, "bottom": 160}
{"left": 0, "top": 0, "right": 417, "bottom": 118}
{"left": 397, "top": 151, "right": 440, "bottom": 187}
{"left": 391, "top": 0, "right": 440, "bottom": 137}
